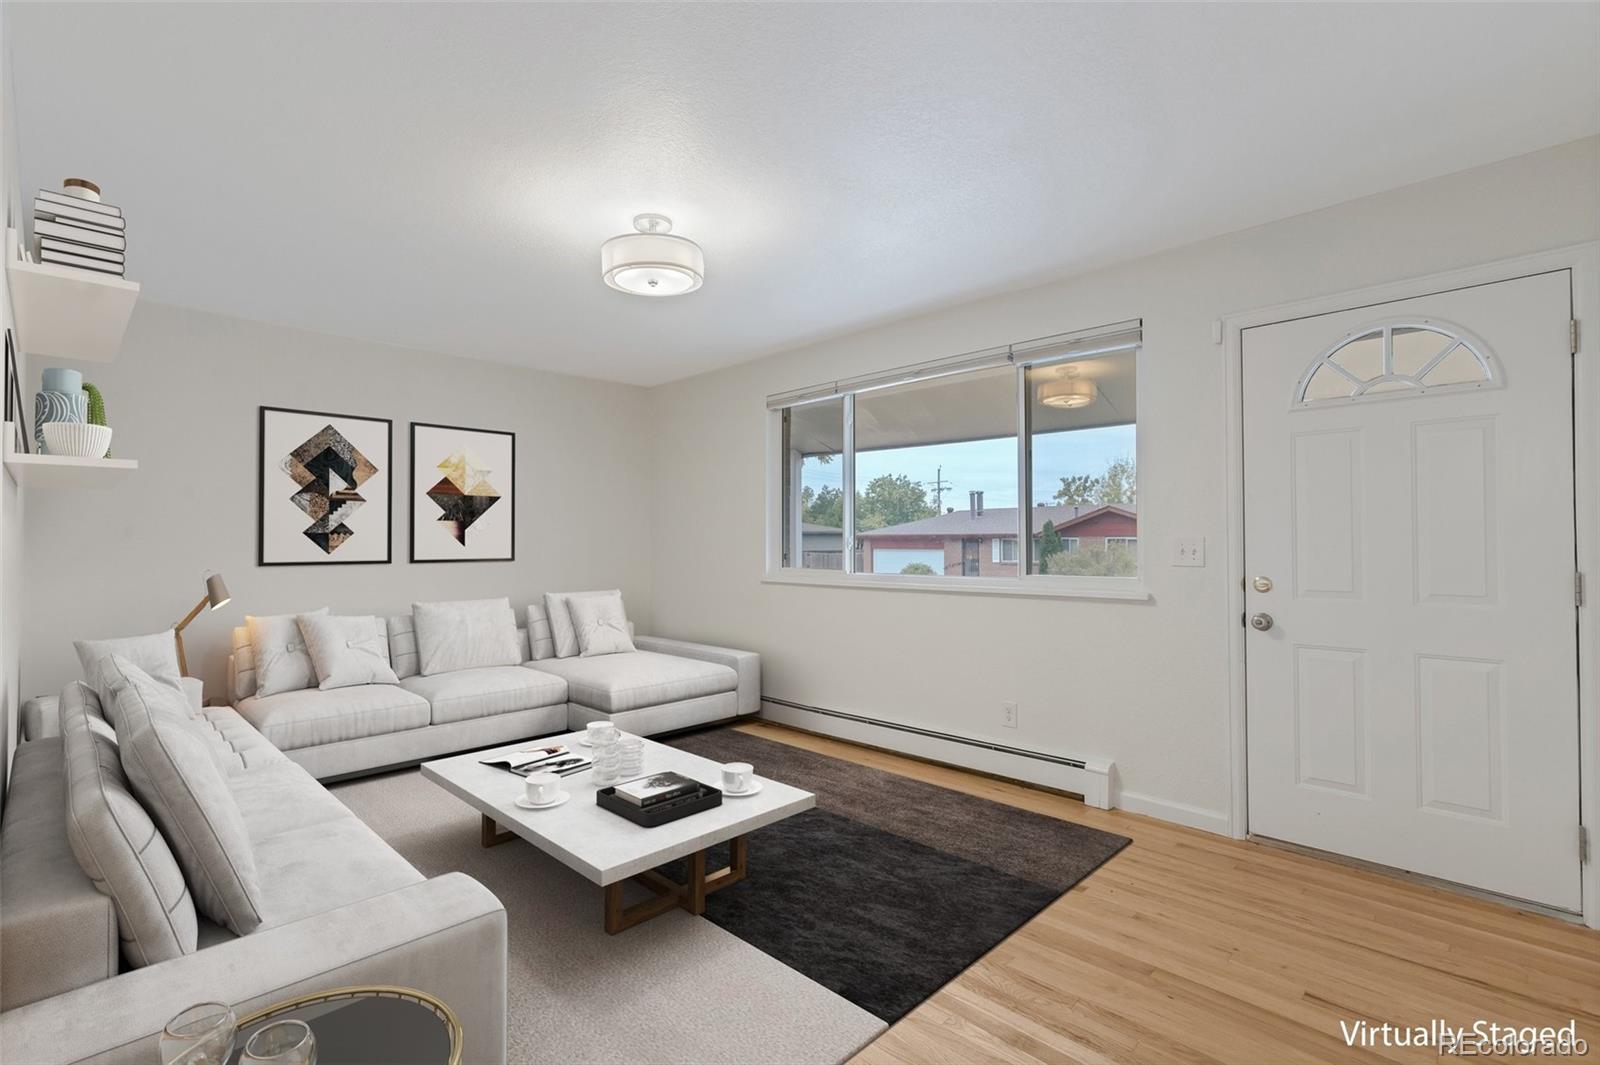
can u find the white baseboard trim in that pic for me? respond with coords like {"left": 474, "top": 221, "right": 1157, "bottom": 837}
{"left": 759, "top": 697, "right": 1113, "bottom": 809}
{"left": 1114, "top": 789, "right": 1232, "bottom": 835}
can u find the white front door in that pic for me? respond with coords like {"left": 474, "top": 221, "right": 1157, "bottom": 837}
{"left": 1243, "top": 270, "right": 1581, "bottom": 912}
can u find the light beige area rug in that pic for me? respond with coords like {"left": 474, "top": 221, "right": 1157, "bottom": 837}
{"left": 332, "top": 767, "right": 885, "bottom": 1065}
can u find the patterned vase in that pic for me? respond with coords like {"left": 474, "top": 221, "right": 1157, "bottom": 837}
{"left": 34, "top": 389, "right": 88, "bottom": 453}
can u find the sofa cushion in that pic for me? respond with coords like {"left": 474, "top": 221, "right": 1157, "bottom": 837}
{"left": 570, "top": 591, "right": 635, "bottom": 658}
{"left": 234, "top": 684, "right": 430, "bottom": 751}
{"left": 389, "top": 612, "right": 530, "bottom": 678}
{"left": 106, "top": 657, "right": 265, "bottom": 936}
{"left": 75, "top": 629, "right": 182, "bottom": 705}
{"left": 544, "top": 590, "right": 619, "bottom": 658}
{"left": 219, "top": 760, "right": 422, "bottom": 932}
{"left": 525, "top": 602, "right": 556, "bottom": 660}
{"left": 401, "top": 666, "right": 567, "bottom": 726}
{"left": 529, "top": 651, "right": 736, "bottom": 713}
{"left": 300, "top": 614, "right": 398, "bottom": 690}
{"left": 196, "top": 706, "right": 289, "bottom": 772}
{"left": 247, "top": 609, "right": 326, "bottom": 697}
{"left": 413, "top": 598, "right": 521, "bottom": 675}
{"left": 58, "top": 683, "right": 196, "bottom": 970}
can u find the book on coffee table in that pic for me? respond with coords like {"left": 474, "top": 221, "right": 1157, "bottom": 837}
{"left": 613, "top": 771, "right": 701, "bottom": 807}
{"left": 479, "top": 746, "right": 593, "bottom": 776}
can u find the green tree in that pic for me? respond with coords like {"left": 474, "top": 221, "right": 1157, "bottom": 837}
{"left": 855, "top": 473, "right": 936, "bottom": 531}
{"left": 801, "top": 484, "right": 844, "bottom": 528}
{"left": 1053, "top": 474, "right": 1097, "bottom": 505}
{"left": 1096, "top": 456, "right": 1136, "bottom": 505}
{"left": 1037, "top": 520, "right": 1064, "bottom": 574}
{"left": 899, "top": 562, "right": 936, "bottom": 575}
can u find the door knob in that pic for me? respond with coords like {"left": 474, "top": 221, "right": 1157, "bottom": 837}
{"left": 1249, "top": 612, "right": 1274, "bottom": 632}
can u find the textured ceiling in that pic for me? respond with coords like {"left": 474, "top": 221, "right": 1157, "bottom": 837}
{"left": 8, "top": 3, "right": 1598, "bottom": 386}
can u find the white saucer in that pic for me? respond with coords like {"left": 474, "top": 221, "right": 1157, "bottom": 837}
{"left": 576, "top": 736, "right": 592, "bottom": 747}
{"left": 722, "top": 781, "right": 763, "bottom": 797}
{"left": 516, "top": 792, "right": 570, "bottom": 810}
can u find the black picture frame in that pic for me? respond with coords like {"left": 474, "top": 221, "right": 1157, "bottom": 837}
{"left": 408, "top": 420, "right": 516, "bottom": 563}
{"left": 4, "top": 330, "right": 27, "bottom": 454}
{"left": 258, "top": 405, "right": 393, "bottom": 566}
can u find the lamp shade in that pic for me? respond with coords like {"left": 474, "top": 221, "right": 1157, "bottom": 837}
{"left": 205, "top": 573, "right": 231, "bottom": 610}
{"left": 1037, "top": 378, "right": 1097, "bottom": 409}
{"left": 600, "top": 214, "right": 704, "bottom": 297}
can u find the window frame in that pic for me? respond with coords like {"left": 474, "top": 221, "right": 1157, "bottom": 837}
{"left": 767, "top": 321, "right": 1147, "bottom": 602}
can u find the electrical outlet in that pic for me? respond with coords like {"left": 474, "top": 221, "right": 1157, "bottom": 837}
{"left": 1002, "top": 701, "right": 1018, "bottom": 729}
{"left": 1173, "top": 537, "right": 1206, "bottom": 567}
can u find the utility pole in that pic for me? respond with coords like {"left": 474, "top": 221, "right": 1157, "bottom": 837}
{"left": 926, "top": 465, "right": 953, "bottom": 512}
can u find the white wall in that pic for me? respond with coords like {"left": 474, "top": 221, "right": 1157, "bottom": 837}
{"left": 0, "top": 7, "right": 24, "bottom": 799}
{"left": 648, "top": 137, "right": 1600, "bottom": 829}
{"left": 21, "top": 303, "right": 654, "bottom": 701}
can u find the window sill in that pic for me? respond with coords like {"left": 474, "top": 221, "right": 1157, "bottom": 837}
{"left": 762, "top": 568, "right": 1152, "bottom": 602}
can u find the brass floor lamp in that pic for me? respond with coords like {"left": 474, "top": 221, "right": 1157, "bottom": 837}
{"left": 173, "top": 574, "right": 231, "bottom": 677}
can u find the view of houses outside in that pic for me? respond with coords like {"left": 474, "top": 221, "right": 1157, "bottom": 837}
{"left": 799, "top": 424, "right": 1137, "bottom": 577}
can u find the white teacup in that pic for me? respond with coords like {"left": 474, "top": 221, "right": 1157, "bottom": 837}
{"left": 585, "top": 721, "right": 618, "bottom": 745}
{"left": 525, "top": 771, "right": 562, "bottom": 805}
{"left": 721, "top": 762, "right": 754, "bottom": 793}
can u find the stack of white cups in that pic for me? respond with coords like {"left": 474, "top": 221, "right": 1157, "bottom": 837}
{"left": 588, "top": 722, "right": 621, "bottom": 785}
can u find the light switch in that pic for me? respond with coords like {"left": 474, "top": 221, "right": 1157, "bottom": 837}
{"left": 1173, "top": 537, "right": 1205, "bottom": 567}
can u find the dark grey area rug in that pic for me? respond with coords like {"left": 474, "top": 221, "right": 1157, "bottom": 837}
{"left": 664, "top": 728, "right": 1131, "bottom": 1023}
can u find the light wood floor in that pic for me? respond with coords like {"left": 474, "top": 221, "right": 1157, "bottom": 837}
{"left": 733, "top": 720, "right": 1600, "bottom": 1065}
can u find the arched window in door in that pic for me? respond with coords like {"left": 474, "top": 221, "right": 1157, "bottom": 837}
{"left": 1295, "top": 322, "right": 1499, "bottom": 406}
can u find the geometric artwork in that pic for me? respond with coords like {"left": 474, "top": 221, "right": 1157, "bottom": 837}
{"left": 410, "top": 422, "right": 515, "bottom": 562}
{"left": 283, "top": 424, "right": 377, "bottom": 554}
{"left": 259, "top": 406, "right": 392, "bottom": 566}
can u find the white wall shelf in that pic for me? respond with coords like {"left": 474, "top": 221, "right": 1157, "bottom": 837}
{"left": 3, "top": 423, "right": 137, "bottom": 487}
{"left": 5, "top": 227, "right": 139, "bottom": 363}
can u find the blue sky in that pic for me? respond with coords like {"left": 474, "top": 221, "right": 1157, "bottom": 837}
{"left": 803, "top": 424, "right": 1134, "bottom": 509}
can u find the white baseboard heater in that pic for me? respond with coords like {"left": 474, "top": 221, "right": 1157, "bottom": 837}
{"left": 759, "top": 697, "right": 1113, "bottom": 809}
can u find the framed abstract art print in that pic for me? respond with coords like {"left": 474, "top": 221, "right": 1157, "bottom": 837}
{"left": 258, "top": 406, "right": 393, "bottom": 565}
{"left": 409, "top": 421, "right": 515, "bottom": 562}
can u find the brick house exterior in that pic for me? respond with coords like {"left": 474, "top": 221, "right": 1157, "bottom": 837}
{"left": 858, "top": 499, "right": 1136, "bottom": 576}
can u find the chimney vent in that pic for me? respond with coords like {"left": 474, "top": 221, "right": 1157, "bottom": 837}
{"left": 969, "top": 490, "right": 984, "bottom": 517}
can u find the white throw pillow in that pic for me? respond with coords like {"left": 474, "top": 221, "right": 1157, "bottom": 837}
{"left": 75, "top": 630, "right": 183, "bottom": 706}
{"left": 104, "top": 655, "right": 265, "bottom": 936}
{"left": 298, "top": 614, "right": 398, "bottom": 690}
{"left": 412, "top": 598, "right": 521, "bottom": 676}
{"left": 525, "top": 603, "right": 555, "bottom": 661}
{"left": 248, "top": 608, "right": 328, "bottom": 697}
{"left": 545, "top": 590, "right": 618, "bottom": 658}
{"left": 570, "top": 592, "right": 635, "bottom": 658}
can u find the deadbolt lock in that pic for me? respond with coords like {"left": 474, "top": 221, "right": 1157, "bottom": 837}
{"left": 1252, "top": 576, "right": 1274, "bottom": 593}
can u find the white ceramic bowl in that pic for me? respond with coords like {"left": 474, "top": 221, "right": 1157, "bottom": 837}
{"left": 43, "top": 422, "right": 113, "bottom": 459}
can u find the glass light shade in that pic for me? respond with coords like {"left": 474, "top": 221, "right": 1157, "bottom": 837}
{"left": 600, "top": 231, "right": 704, "bottom": 297}
{"left": 1037, "top": 378, "right": 1097, "bottom": 409}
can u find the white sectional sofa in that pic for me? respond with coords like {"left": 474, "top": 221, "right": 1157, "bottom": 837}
{"left": 0, "top": 597, "right": 762, "bottom": 1063}
{"left": 0, "top": 681, "right": 507, "bottom": 1065}
{"left": 225, "top": 604, "right": 760, "bottom": 780}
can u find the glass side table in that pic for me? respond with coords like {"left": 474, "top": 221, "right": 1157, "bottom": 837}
{"left": 224, "top": 986, "right": 462, "bottom": 1065}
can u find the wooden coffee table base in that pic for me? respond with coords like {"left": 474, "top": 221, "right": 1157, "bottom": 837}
{"left": 605, "top": 835, "right": 749, "bottom": 934}
{"left": 479, "top": 815, "right": 750, "bottom": 934}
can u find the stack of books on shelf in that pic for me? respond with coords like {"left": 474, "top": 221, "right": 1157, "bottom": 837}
{"left": 32, "top": 186, "right": 126, "bottom": 277}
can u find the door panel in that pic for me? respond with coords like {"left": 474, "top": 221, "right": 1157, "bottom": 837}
{"left": 1243, "top": 269, "right": 1581, "bottom": 912}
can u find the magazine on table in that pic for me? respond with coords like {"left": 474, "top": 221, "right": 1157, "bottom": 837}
{"left": 480, "top": 745, "right": 592, "bottom": 777}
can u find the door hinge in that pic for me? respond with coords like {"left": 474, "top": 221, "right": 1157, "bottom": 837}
{"left": 1581, "top": 826, "right": 1590, "bottom": 864}
{"left": 1572, "top": 319, "right": 1580, "bottom": 356}
{"left": 1577, "top": 572, "right": 1586, "bottom": 608}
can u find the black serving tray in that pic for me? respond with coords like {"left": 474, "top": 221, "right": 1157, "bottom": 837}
{"left": 597, "top": 782, "right": 722, "bottom": 827}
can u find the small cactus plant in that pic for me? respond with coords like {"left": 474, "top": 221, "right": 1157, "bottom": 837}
{"left": 83, "top": 382, "right": 108, "bottom": 456}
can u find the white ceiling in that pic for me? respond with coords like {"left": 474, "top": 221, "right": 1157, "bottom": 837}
{"left": 8, "top": 3, "right": 1598, "bottom": 386}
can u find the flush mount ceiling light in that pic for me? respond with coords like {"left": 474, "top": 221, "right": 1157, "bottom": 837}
{"left": 1037, "top": 376, "right": 1098, "bottom": 409}
{"left": 600, "top": 213, "right": 704, "bottom": 297}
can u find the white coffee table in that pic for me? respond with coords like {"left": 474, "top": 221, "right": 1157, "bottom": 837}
{"left": 420, "top": 732, "right": 815, "bottom": 933}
